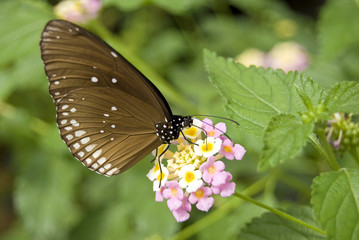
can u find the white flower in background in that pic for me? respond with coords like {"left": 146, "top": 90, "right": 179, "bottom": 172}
{"left": 55, "top": 0, "right": 102, "bottom": 23}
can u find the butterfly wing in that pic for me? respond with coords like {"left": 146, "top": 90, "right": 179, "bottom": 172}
{"left": 40, "top": 19, "right": 173, "bottom": 175}
{"left": 57, "top": 87, "right": 163, "bottom": 175}
{"left": 40, "top": 19, "right": 172, "bottom": 120}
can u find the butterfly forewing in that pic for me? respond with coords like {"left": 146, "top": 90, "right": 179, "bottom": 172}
{"left": 40, "top": 19, "right": 172, "bottom": 119}
{"left": 57, "top": 87, "right": 163, "bottom": 175}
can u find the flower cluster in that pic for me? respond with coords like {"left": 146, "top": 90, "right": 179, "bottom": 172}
{"left": 147, "top": 118, "right": 246, "bottom": 222}
{"left": 326, "top": 113, "right": 359, "bottom": 151}
{"left": 235, "top": 41, "right": 310, "bottom": 73}
{"left": 55, "top": 0, "right": 102, "bottom": 24}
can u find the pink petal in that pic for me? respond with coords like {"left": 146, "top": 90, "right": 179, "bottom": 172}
{"left": 196, "top": 197, "right": 214, "bottom": 212}
{"left": 214, "top": 122, "right": 226, "bottom": 135}
{"left": 188, "top": 193, "right": 198, "bottom": 204}
{"left": 212, "top": 171, "right": 229, "bottom": 186}
{"left": 155, "top": 190, "right": 164, "bottom": 202}
{"left": 234, "top": 144, "right": 246, "bottom": 160}
{"left": 172, "top": 208, "right": 190, "bottom": 222}
{"left": 213, "top": 160, "right": 225, "bottom": 171}
{"left": 167, "top": 198, "right": 182, "bottom": 211}
{"left": 220, "top": 182, "right": 236, "bottom": 197}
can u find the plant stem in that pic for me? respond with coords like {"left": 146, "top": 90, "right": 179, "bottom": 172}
{"left": 234, "top": 192, "right": 327, "bottom": 236}
{"left": 309, "top": 132, "right": 340, "bottom": 171}
{"left": 169, "top": 175, "right": 271, "bottom": 240}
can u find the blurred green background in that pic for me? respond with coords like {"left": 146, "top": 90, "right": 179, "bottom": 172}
{"left": 1, "top": 0, "right": 359, "bottom": 239}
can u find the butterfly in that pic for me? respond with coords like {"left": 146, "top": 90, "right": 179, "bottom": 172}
{"left": 40, "top": 19, "right": 193, "bottom": 177}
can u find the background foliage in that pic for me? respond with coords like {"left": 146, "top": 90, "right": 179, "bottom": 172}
{"left": 1, "top": 0, "right": 359, "bottom": 239}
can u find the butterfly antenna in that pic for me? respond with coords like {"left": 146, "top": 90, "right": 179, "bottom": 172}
{"left": 191, "top": 114, "right": 240, "bottom": 126}
{"left": 199, "top": 120, "right": 233, "bottom": 141}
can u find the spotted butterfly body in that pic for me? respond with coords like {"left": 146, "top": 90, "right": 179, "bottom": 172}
{"left": 40, "top": 19, "right": 192, "bottom": 176}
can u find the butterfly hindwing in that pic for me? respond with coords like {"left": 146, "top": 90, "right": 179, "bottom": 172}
{"left": 57, "top": 87, "right": 163, "bottom": 176}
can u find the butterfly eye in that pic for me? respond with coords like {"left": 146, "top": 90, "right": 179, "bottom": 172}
{"left": 40, "top": 19, "right": 192, "bottom": 176}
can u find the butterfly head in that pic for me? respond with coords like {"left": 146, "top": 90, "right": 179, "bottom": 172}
{"left": 155, "top": 115, "right": 193, "bottom": 144}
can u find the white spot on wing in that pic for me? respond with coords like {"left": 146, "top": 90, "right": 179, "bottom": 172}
{"left": 112, "top": 78, "right": 117, "bottom": 83}
{"left": 111, "top": 51, "right": 118, "bottom": 58}
{"left": 91, "top": 163, "right": 98, "bottom": 169}
{"left": 75, "top": 130, "right": 86, "bottom": 137}
{"left": 104, "top": 163, "right": 111, "bottom": 169}
{"left": 104, "top": 114, "right": 109, "bottom": 117}
{"left": 64, "top": 126, "right": 72, "bottom": 131}
{"left": 92, "top": 149, "right": 102, "bottom": 159}
{"left": 54, "top": 81, "right": 60, "bottom": 85}
{"left": 85, "top": 144, "right": 97, "bottom": 152}
{"left": 73, "top": 143, "right": 80, "bottom": 149}
{"left": 61, "top": 119, "right": 67, "bottom": 125}
{"left": 111, "top": 124, "right": 115, "bottom": 128}
{"left": 97, "top": 157, "right": 106, "bottom": 165}
{"left": 91, "top": 76, "right": 98, "bottom": 82}
{"left": 107, "top": 167, "right": 119, "bottom": 176}
{"left": 80, "top": 137, "right": 90, "bottom": 144}
{"left": 55, "top": 92, "right": 60, "bottom": 96}
{"left": 70, "top": 108, "right": 76, "bottom": 113}
{"left": 111, "top": 106, "right": 117, "bottom": 111}
{"left": 66, "top": 134, "right": 73, "bottom": 140}
{"left": 62, "top": 112, "right": 69, "bottom": 116}
{"left": 99, "top": 168, "right": 105, "bottom": 173}
{"left": 78, "top": 151, "right": 85, "bottom": 157}
{"left": 85, "top": 158, "right": 92, "bottom": 164}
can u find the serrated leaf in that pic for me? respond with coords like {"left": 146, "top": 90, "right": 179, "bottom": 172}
{"left": 239, "top": 206, "right": 326, "bottom": 240}
{"left": 204, "top": 50, "right": 323, "bottom": 136}
{"left": 0, "top": 0, "right": 52, "bottom": 67}
{"left": 311, "top": 169, "right": 359, "bottom": 240}
{"left": 259, "top": 114, "right": 313, "bottom": 171}
{"left": 318, "top": 0, "right": 359, "bottom": 60}
{"left": 325, "top": 81, "right": 359, "bottom": 114}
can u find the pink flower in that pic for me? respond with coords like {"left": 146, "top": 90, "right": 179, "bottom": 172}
{"left": 199, "top": 157, "right": 225, "bottom": 184}
{"left": 189, "top": 186, "right": 214, "bottom": 212}
{"left": 55, "top": 0, "right": 102, "bottom": 24}
{"left": 211, "top": 172, "right": 236, "bottom": 197}
{"left": 163, "top": 181, "right": 184, "bottom": 211}
{"left": 201, "top": 118, "right": 226, "bottom": 138}
{"left": 155, "top": 188, "right": 164, "bottom": 202}
{"left": 219, "top": 139, "right": 246, "bottom": 160}
{"left": 172, "top": 196, "right": 192, "bottom": 222}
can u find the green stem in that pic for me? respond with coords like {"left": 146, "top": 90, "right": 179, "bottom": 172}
{"left": 309, "top": 132, "right": 340, "bottom": 171}
{"left": 169, "top": 175, "right": 271, "bottom": 240}
{"left": 234, "top": 192, "right": 327, "bottom": 236}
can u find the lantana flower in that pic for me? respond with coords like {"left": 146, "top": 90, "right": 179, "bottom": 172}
{"left": 146, "top": 117, "right": 246, "bottom": 222}
{"left": 55, "top": 0, "right": 102, "bottom": 23}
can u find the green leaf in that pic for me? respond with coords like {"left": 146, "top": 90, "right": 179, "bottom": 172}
{"left": 204, "top": 50, "right": 323, "bottom": 136}
{"left": 102, "top": 0, "right": 146, "bottom": 11}
{"left": 14, "top": 149, "right": 80, "bottom": 240}
{"left": 325, "top": 81, "right": 359, "bottom": 114}
{"left": 259, "top": 114, "right": 313, "bottom": 170}
{"left": 239, "top": 206, "right": 326, "bottom": 240}
{"left": 152, "top": 0, "right": 206, "bottom": 14}
{"left": 318, "top": 0, "right": 359, "bottom": 60}
{"left": 0, "top": 0, "right": 52, "bottom": 67}
{"left": 311, "top": 169, "right": 359, "bottom": 240}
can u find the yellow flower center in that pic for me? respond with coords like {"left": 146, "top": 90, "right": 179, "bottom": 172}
{"left": 208, "top": 166, "right": 216, "bottom": 174}
{"left": 195, "top": 189, "right": 204, "bottom": 199}
{"left": 224, "top": 146, "right": 232, "bottom": 153}
{"left": 185, "top": 172, "right": 195, "bottom": 183}
{"left": 184, "top": 127, "right": 197, "bottom": 137}
{"left": 171, "top": 188, "right": 177, "bottom": 197}
{"left": 157, "top": 172, "right": 165, "bottom": 181}
{"left": 208, "top": 130, "right": 215, "bottom": 136}
{"left": 201, "top": 143, "right": 214, "bottom": 153}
